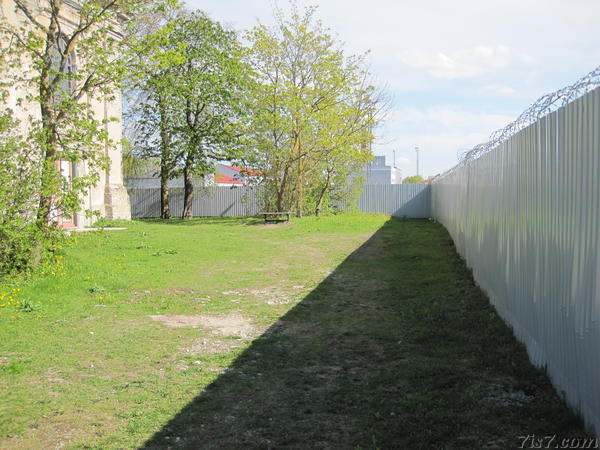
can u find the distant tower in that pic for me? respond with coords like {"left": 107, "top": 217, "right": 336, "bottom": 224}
{"left": 415, "top": 146, "right": 420, "bottom": 176}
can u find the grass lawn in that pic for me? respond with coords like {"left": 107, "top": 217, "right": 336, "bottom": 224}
{"left": 0, "top": 215, "right": 590, "bottom": 448}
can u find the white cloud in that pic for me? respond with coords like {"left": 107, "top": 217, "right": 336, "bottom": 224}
{"left": 375, "top": 105, "right": 519, "bottom": 176}
{"left": 187, "top": 0, "right": 600, "bottom": 175}
{"left": 398, "top": 45, "right": 513, "bottom": 79}
{"left": 517, "top": 52, "right": 534, "bottom": 64}
{"left": 479, "top": 84, "right": 518, "bottom": 96}
{"left": 390, "top": 106, "right": 517, "bottom": 133}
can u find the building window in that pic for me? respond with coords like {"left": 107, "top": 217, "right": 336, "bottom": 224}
{"left": 50, "top": 36, "right": 76, "bottom": 103}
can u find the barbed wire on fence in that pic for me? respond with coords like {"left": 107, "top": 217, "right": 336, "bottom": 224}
{"left": 442, "top": 65, "right": 600, "bottom": 177}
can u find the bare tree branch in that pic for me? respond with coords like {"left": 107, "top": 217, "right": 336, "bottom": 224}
{"left": 13, "top": 0, "right": 49, "bottom": 33}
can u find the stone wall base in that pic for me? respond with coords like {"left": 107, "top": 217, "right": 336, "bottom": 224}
{"left": 104, "top": 184, "right": 131, "bottom": 221}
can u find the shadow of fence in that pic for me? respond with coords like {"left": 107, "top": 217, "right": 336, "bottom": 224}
{"left": 141, "top": 218, "right": 585, "bottom": 449}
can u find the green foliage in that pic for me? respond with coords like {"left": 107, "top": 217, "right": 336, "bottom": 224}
{"left": 121, "top": 139, "right": 158, "bottom": 179}
{"left": 0, "top": 0, "right": 164, "bottom": 275}
{"left": 88, "top": 284, "right": 107, "bottom": 295}
{"left": 17, "top": 298, "right": 37, "bottom": 313}
{"left": 1, "top": 0, "right": 146, "bottom": 220}
{"left": 0, "top": 108, "right": 65, "bottom": 276}
{"left": 128, "top": 6, "right": 250, "bottom": 218}
{"left": 403, "top": 175, "right": 425, "bottom": 184}
{"left": 245, "top": 5, "right": 387, "bottom": 216}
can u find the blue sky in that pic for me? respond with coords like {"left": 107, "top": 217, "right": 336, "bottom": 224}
{"left": 186, "top": 0, "right": 600, "bottom": 178}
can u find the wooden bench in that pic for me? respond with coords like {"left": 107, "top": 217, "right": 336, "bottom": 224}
{"left": 259, "top": 211, "right": 291, "bottom": 224}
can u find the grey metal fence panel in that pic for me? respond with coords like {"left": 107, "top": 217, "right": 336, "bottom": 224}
{"left": 127, "top": 186, "right": 265, "bottom": 218}
{"left": 431, "top": 87, "right": 600, "bottom": 434}
{"left": 191, "top": 186, "right": 265, "bottom": 217}
{"left": 357, "top": 184, "right": 430, "bottom": 218}
{"left": 128, "top": 184, "right": 431, "bottom": 219}
{"left": 128, "top": 188, "right": 162, "bottom": 218}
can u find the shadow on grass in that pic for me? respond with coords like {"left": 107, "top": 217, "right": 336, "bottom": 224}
{"left": 142, "top": 218, "right": 587, "bottom": 449}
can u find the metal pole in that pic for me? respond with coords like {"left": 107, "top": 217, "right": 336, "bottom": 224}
{"left": 415, "top": 146, "right": 420, "bottom": 176}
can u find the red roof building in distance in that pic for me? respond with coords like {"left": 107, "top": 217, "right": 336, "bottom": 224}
{"left": 214, "top": 173, "right": 244, "bottom": 186}
{"left": 225, "top": 165, "right": 261, "bottom": 176}
{"left": 214, "top": 164, "right": 261, "bottom": 186}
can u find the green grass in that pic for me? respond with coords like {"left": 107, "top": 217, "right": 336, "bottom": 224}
{"left": 0, "top": 215, "right": 590, "bottom": 448}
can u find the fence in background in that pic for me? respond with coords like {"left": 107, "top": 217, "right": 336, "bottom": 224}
{"left": 357, "top": 184, "right": 430, "bottom": 218}
{"left": 431, "top": 87, "right": 600, "bottom": 433}
{"left": 127, "top": 186, "right": 265, "bottom": 218}
{"left": 126, "top": 184, "right": 431, "bottom": 219}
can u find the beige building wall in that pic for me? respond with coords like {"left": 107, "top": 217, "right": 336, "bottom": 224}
{"left": 1, "top": 0, "right": 131, "bottom": 227}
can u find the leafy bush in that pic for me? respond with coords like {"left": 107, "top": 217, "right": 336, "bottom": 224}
{"left": 0, "top": 110, "right": 65, "bottom": 277}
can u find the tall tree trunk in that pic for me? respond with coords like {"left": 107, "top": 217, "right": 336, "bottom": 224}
{"left": 182, "top": 155, "right": 194, "bottom": 219}
{"left": 160, "top": 163, "right": 170, "bottom": 219}
{"left": 32, "top": 70, "right": 58, "bottom": 266}
{"left": 315, "top": 170, "right": 331, "bottom": 217}
{"left": 35, "top": 9, "right": 59, "bottom": 231}
{"left": 36, "top": 91, "right": 58, "bottom": 228}
{"left": 295, "top": 158, "right": 303, "bottom": 218}
{"left": 315, "top": 195, "right": 324, "bottom": 217}
{"left": 36, "top": 136, "right": 57, "bottom": 226}
{"left": 158, "top": 94, "right": 171, "bottom": 219}
{"left": 292, "top": 129, "right": 303, "bottom": 217}
{"left": 275, "top": 188, "right": 284, "bottom": 213}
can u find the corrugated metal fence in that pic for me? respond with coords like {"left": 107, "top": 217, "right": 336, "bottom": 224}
{"left": 127, "top": 184, "right": 430, "bottom": 218}
{"left": 127, "top": 186, "right": 266, "bottom": 218}
{"left": 358, "top": 184, "right": 430, "bottom": 218}
{"left": 431, "top": 87, "right": 600, "bottom": 433}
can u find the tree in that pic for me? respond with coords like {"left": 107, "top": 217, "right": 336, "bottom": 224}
{"left": 245, "top": 5, "right": 385, "bottom": 216}
{"left": 125, "top": 1, "right": 184, "bottom": 219}
{"left": 402, "top": 175, "right": 425, "bottom": 184}
{"left": 128, "top": 9, "right": 249, "bottom": 219}
{"left": 0, "top": 106, "right": 42, "bottom": 274}
{"left": 170, "top": 12, "right": 249, "bottom": 219}
{"left": 1, "top": 0, "right": 155, "bottom": 265}
{"left": 307, "top": 80, "right": 387, "bottom": 216}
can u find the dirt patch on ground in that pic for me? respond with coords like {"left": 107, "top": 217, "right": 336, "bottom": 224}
{"left": 251, "top": 221, "right": 294, "bottom": 228}
{"left": 149, "top": 313, "right": 262, "bottom": 338}
{"left": 133, "top": 290, "right": 151, "bottom": 296}
{"left": 220, "top": 286, "right": 303, "bottom": 306}
{"left": 2, "top": 412, "right": 117, "bottom": 450}
{"left": 181, "top": 337, "right": 243, "bottom": 356}
{"left": 167, "top": 288, "right": 195, "bottom": 295}
{"left": 247, "top": 286, "right": 296, "bottom": 305}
